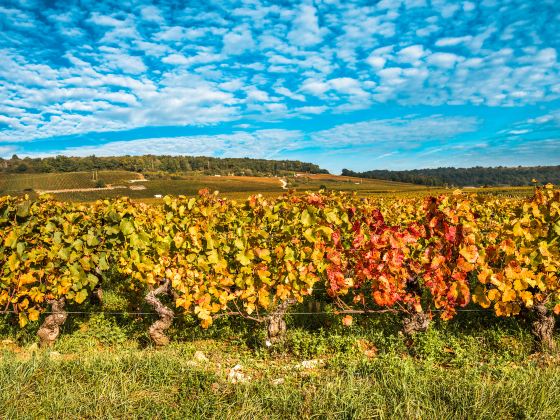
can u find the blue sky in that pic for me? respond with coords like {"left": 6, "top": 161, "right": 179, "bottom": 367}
{"left": 0, "top": 0, "right": 559, "bottom": 173}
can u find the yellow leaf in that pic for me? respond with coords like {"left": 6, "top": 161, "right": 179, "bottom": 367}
{"left": 513, "top": 279, "right": 526, "bottom": 291}
{"left": 28, "top": 308, "right": 40, "bottom": 322}
{"left": 472, "top": 286, "right": 491, "bottom": 309}
{"left": 74, "top": 289, "right": 88, "bottom": 304}
{"left": 487, "top": 289, "right": 501, "bottom": 301}
{"left": 502, "top": 288, "right": 516, "bottom": 302}
{"left": 513, "top": 222, "right": 524, "bottom": 237}
{"left": 18, "top": 313, "right": 28, "bottom": 328}
{"left": 477, "top": 268, "right": 492, "bottom": 284}
{"left": 459, "top": 245, "right": 479, "bottom": 264}
{"left": 519, "top": 291, "right": 534, "bottom": 308}
{"left": 258, "top": 289, "right": 270, "bottom": 309}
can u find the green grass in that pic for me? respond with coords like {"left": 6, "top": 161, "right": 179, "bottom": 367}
{"left": 1, "top": 347, "right": 559, "bottom": 419}
{"left": 0, "top": 310, "right": 559, "bottom": 419}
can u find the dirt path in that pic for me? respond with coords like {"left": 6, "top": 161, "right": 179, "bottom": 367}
{"left": 279, "top": 179, "right": 288, "bottom": 190}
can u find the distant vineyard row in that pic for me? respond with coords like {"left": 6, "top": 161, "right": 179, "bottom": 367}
{"left": 1, "top": 186, "right": 559, "bottom": 349}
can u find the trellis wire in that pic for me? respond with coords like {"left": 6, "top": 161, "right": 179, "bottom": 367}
{"left": 0, "top": 308, "right": 489, "bottom": 316}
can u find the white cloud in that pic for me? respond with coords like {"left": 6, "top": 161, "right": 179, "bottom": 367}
{"left": 287, "top": 4, "right": 324, "bottom": 47}
{"left": 301, "top": 77, "right": 367, "bottom": 98}
{"left": 154, "top": 26, "right": 188, "bottom": 41}
{"left": 329, "top": 77, "right": 367, "bottom": 96}
{"left": 312, "top": 115, "right": 480, "bottom": 147}
{"left": 427, "top": 52, "right": 462, "bottom": 68}
{"left": 88, "top": 13, "right": 125, "bottom": 27}
{"left": 366, "top": 55, "right": 386, "bottom": 69}
{"left": 139, "top": 5, "right": 164, "bottom": 24}
{"left": 398, "top": 45, "right": 425, "bottom": 63}
{"left": 107, "top": 53, "right": 147, "bottom": 74}
{"left": 162, "top": 54, "right": 189, "bottom": 65}
{"left": 274, "top": 86, "right": 305, "bottom": 101}
{"left": 222, "top": 25, "right": 255, "bottom": 55}
{"left": 435, "top": 36, "right": 473, "bottom": 47}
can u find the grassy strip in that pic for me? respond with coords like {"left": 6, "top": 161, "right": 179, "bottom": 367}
{"left": 0, "top": 339, "right": 558, "bottom": 419}
{"left": 0, "top": 309, "right": 557, "bottom": 419}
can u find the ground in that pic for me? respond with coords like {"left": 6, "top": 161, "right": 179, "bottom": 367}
{"left": 0, "top": 310, "right": 559, "bottom": 419}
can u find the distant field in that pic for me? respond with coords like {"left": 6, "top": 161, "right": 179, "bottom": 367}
{"left": 0, "top": 171, "right": 143, "bottom": 196}
{"left": 0, "top": 170, "right": 535, "bottom": 201}
{"left": 287, "top": 173, "right": 428, "bottom": 193}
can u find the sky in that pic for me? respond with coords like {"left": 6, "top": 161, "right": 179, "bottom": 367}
{"left": 0, "top": 0, "right": 559, "bottom": 173}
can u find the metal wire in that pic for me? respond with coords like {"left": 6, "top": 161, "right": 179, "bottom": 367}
{"left": 0, "top": 308, "right": 489, "bottom": 316}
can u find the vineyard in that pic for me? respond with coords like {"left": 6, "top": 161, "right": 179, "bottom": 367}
{"left": 1, "top": 185, "right": 559, "bottom": 352}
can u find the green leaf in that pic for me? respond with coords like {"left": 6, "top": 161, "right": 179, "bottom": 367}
{"left": 4, "top": 231, "right": 18, "bottom": 248}
{"left": 236, "top": 251, "right": 252, "bottom": 266}
{"left": 326, "top": 211, "right": 341, "bottom": 225}
{"left": 207, "top": 249, "right": 220, "bottom": 264}
{"left": 53, "top": 231, "right": 62, "bottom": 245}
{"left": 120, "top": 219, "right": 135, "bottom": 236}
{"left": 87, "top": 274, "right": 99, "bottom": 287}
{"left": 58, "top": 247, "right": 71, "bottom": 261}
{"left": 16, "top": 203, "right": 29, "bottom": 218}
{"left": 86, "top": 234, "right": 100, "bottom": 247}
{"left": 75, "top": 289, "right": 88, "bottom": 304}
{"left": 98, "top": 254, "right": 109, "bottom": 271}
{"left": 301, "top": 209, "right": 312, "bottom": 227}
{"left": 16, "top": 242, "right": 25, "bottom": 257}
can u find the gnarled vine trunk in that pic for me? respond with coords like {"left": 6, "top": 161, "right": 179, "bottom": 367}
{"left": 90, "top": 267, "right": 103, "bottom": 306}
{"left": 532, "top": 304, "right": 555, "bottom": 352}
{"left": 266, "top": 300, "right": 294, "bottom": 346}
{"left": 91, "top": 283, "right": 103, "bottom": 306}
{"left": 145, "top": 279, "right": 174, "bottom": 346}
{"left": 37, "top": 298, "right": 68, "bottom": 347}
{"left": 402, "top": 311, "right": 430, "bottom": 337}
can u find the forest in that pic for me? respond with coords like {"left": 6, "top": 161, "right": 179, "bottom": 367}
{"left": 0, "top": 154, "right": 329, "bottom": 177}
{"left": 342, "top": 165, "right": 560, "bottom": 187}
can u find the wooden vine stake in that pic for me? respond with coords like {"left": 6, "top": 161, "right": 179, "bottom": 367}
{"left": 37, "top": 298, "right": 68, "bottom": 347}
{"left": 145, "top": 279, "right": 175, "bottom": 346}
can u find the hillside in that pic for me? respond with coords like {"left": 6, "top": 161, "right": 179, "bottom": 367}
{"left": 342, "top": 165, "right": 560, "bottom": 187}
{"left": 0, "top": 170, "right": 426, "bottom": 201}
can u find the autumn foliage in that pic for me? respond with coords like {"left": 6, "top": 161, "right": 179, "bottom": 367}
{"left": 1, "top": 185, "right": 559, "bottom": 346}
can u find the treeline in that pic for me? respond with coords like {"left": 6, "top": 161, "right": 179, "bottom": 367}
{"left": 0, "top": 154, "right": 329, "bottom": 176}
{"left": 342, "top": 166, "right": 560, "bottom": 187}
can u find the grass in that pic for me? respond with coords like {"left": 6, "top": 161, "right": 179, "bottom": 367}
{"left": 2, "top": 348, "right": 559, "bottom": 419}
{"left": 0, "top": 309, "right": 559, "bottom": 419}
